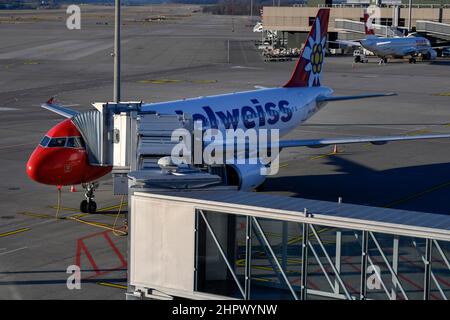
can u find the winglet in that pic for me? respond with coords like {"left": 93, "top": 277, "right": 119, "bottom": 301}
{"left": 41, "top": 99, "right": 79, "bottom": 119}
{"left": 284, "top": 9, "right": 330, "bottom": 88}
{"left": 46, "top": 96, "right": 55, "bottom": 105}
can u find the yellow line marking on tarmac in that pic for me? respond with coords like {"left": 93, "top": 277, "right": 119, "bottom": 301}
{"left": 310, "top": 151, "right": 349, "bottom": 160}
{"left": 19, "top": 211, "right": 54, "bottom": 219}
{"left": 137, "top": 79, "right": 217, "bottom": 85}
{"left": 66, "top": 215, "right": 127, "bottom": 235}
{"left": 191, "top": 79, "right": 217, "bottom": 84}
{"left": 47, "top": 202, "right": 127, "bottom": 215}
{"left": 48, "top": 205, "right": 79, "bottom": 212}
{"left": 101, "top": 213, "right": 126, "bottom": 219}
{"left": 96, "top": 203, "right": 128, "bottom": 212}
{"left": 20, "top": 201, "right": 127, "bottom": 234}
{"left": 69, "top": 213, "right": 88, "bottom": 219}
{"left": 384, "top": 180, "right": 450, "bottom": 208}
{"left": 137, "top": 79, "right": 182, "bottom": 84}
{"left": 0, "top": 227, "right": 30, "bottom": 238}
{"left": 310, "top": 152, "right": 334, "bottom": 160}
{"left": 279, "top": 163, "right": 289, "bottom": 169}
{"left": 23, "top": 60, "right": 39, "bottom": 65}
{"left": 432, "top": 92, "right": 450, "bottom": 97}
{"left": 97, "top": 282, "right": 127, "bottom": 290}
{"left": 405, "top": 129, "right": 431, "bottom": 136}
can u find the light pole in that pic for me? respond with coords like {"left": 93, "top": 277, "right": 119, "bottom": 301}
{"left": 408, "top": 0, "right": 413, "bottom": 32}
{"left": 113, "top": 0, "right": 121, "bottom": 103}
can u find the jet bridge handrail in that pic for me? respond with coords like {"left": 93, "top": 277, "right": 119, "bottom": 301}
{"left": 137, "top": 191, "right": 450, "bottom": 242}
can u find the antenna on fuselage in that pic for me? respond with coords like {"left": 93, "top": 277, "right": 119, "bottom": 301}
{"left": 113, "top": 0, "right": 121, "bottom": 103}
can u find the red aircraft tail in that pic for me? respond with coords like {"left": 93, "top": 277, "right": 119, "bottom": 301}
{"left": 364, "top": 13, "right": 375, "bottom": 35}
{"left": 284, "top": 9, "right": 329, "bottom": 88}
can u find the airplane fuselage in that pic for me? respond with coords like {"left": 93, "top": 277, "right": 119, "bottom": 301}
{"left": 141, "top": 86, "right": 334, "bottom": 137}
{"left": 361, "top": 36, "right": 435, "bottom": 59}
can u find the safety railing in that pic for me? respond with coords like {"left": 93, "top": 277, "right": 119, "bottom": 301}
{"left": 194, "top": 209, "right": 450, "bottom": 300}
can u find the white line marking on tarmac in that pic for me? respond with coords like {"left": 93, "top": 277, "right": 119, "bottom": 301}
{"left": 0, "top": 142, "right": 35, "bottom": 150}
{"left": 0, "top": 246, "right": 28, "bottom": 256}
{"left": 0, "top": 107, "right": 19, "bottom": 111}
{"left": 231, "top": 65, "right": 262, "bottom": 70}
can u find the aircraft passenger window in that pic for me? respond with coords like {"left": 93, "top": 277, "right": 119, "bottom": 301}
{"left": 48, "top": 137, "right": 67, "bottom": 147}
{"left": 39, "top": 136, "right": 50, "bottom": 147}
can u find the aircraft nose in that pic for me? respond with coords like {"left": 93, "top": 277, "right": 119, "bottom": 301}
{"left": 26, "top": 147, "right": 47, "bottom": 183}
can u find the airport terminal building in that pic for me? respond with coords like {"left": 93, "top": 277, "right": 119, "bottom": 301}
{"left": 262, "top": 3, "right": 450, "bottom": 49}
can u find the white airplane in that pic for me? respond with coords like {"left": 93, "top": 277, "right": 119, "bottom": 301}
{"left": 339, "top": 13, "right": 439, "bottom": 64}
{"left": 28, "top": 9, "right": 450, "bottom": 211}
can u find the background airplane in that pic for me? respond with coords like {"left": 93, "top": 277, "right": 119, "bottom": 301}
{"left": 27, "top": 9, "right": 450, "bottom": 213}
{"left": 338, "top": 13, "right": 440, "bottom": 64}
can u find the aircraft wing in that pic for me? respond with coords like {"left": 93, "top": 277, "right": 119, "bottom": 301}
{"left": 204, "top": 132, "right": 450, "bottom": 155}
{"left": 41, "top": 97, "right": 79, "bottom": 118}
{"left": 279, "top": 133, "right": 450, "bottom": 149}
{"left": 432, "top": 41, "right": 450, "bottom": 49}
{"left": 332, "top": 39, "right": 361, "bottom": 47}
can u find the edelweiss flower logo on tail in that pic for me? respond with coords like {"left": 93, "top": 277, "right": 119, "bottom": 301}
{"left": 302, "top": 17, "right": 327, "bottom": 87}
{"left": 283, "top": 9, "right": 329, "bottom": 88}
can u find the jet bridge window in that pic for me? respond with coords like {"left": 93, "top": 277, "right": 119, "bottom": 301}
{"left": 66, "top": 137, "right": 85, "bottom": 149}
{"left": 48, "top": 137, "right": 67, "bottom": 148}
{"left": 39, "top": 136, "right": 50, "bottom": 147}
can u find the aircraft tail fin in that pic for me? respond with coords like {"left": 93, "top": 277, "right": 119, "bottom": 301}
{"left": 364, "top": 12, "right": 375, "bottom": 35}
{"left": 283, "top": 9, "right": 329, "bottom": 88}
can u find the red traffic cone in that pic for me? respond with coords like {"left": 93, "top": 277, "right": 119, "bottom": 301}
{"left": 332, "top": 144, "right": 339, "bottom": 154}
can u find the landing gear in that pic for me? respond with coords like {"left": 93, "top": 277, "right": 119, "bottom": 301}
{"left": 409, "top": 57, "right": 416, "bottom": 64}
{"left": 379, "top": 57, "right": 388, "bottom": 65}
{"left": 80, "top": 182, "right": 98, "bottom": 214}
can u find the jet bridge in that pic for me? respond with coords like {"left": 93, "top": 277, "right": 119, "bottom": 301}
{"left": 126, "top": 190, "right": 450, "bottom": 300}
{"left": 416, "top": 20, "right": 450, "bottom": 41}
{"left": 335, "top": 19, "right": 406, "bottom": 40}
{"left": 335, "top": 19, "right": 450, "bottom": 43}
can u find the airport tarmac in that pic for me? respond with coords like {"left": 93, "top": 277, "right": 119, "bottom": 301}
{"left": 0, "top": 5, "right": 449, "bottom": 299}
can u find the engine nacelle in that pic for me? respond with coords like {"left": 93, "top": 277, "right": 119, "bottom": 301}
{"left": 425, "top": 49, "right": 437, "bottom": 60}
{"left": 225, "top": 163, "right": 267, "bottom": 191}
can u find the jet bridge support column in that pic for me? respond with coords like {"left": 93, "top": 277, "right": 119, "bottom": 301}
{"left": 360, "top": 231, "right": 369, "bottom": 300}
{"left": 423, "top": 239, "right": 433, "bottom": 300}
{"left": 300, "top": 214, "right": 309, "bottom": 300}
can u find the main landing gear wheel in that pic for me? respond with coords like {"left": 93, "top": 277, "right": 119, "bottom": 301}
{"left": 80, "top": 182, "right": 99, "bottom": 214}
{"left": 80, "top": 200, "right": 97, "bottom": 214}
{"left": 378, "top": 57, "right": 387, "bottom": 65}
{"left": 80, "top": 200, "right": 88, "bottom": 213}
{"left": 409, "top": 57, "right": 416, "bottom": 64}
